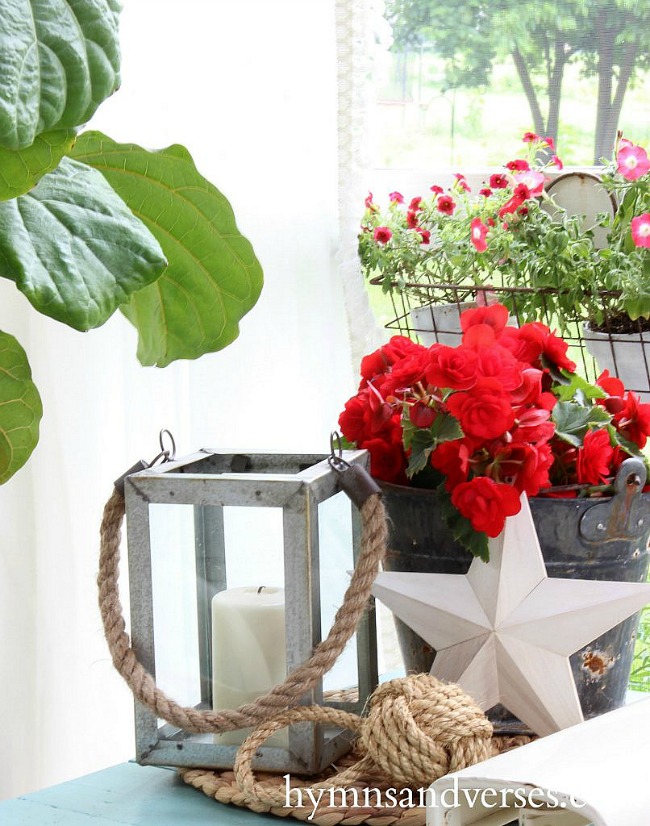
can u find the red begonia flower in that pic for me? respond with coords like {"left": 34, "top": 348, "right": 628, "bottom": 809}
{"left": 446, "top": 378, "right": 515, "bottom": 440}
{"left": 576, "top": 429, "right": 614, "bottom": 485}
{"left": 430, "top": 439, "right": 473, "bottom": 491}
{"left": 451, "top": 477, "right": 522, "bottom": 537}
{"left": 426, "top": 344, "right": 479, "bottom": 390}
{"left": 460, "top": 303, "right": 510, "bottom": 334}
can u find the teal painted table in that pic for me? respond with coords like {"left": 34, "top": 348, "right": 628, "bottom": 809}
{"left": 0, "top": 762, "right": 267, "bottom": 824}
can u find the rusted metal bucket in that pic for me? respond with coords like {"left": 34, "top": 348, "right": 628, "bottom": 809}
{"left": 381, "top": 457, "right": 650, "bottom": 733}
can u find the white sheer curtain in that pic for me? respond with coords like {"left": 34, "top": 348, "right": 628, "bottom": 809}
{"left": 0, "top": 0, "right": 380, "bottom": 798}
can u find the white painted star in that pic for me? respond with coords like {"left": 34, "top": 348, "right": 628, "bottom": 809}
{"left": 372, "top": 494, "right": 650, "bottom": 736}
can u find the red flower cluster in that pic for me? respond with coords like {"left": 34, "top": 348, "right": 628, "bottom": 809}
{"left": 339, "top": 304, "right": 650, "bottom": 548}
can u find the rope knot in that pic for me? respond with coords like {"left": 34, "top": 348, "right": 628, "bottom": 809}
{"left": 359, "top": 674, "right": 493, "bottom": 787}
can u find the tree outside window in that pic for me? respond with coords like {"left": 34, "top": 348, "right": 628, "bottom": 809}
{"left": 377, "top": 0, "right": 650, "bottom": 166}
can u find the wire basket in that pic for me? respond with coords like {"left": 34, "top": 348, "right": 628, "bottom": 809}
{"left": 369, "top": 276, "right": 650, "bottom": 400}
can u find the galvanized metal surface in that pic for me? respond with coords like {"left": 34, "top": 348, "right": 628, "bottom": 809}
{"left": 124, "top": 449, "right": 377, "bottom": 774}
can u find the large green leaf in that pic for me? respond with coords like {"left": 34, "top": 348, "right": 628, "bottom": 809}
{"left": 0, "top": 330, "right": 42, "bottom": 484}
{"left": 0, "top": 157, "right": 167, "bottom": 330}
{"left": 0, "top": 0, "right": 121, "bottom": 150}
{"left": 552, "top": 400, "right": 611, "bottom": 446}
{"left": 71, "top": 132, "right": 264, "bottom": 367}
{"left": 0, "top": 128, "right": 76, "bottom": 200}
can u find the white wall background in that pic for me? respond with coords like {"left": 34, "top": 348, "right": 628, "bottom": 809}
{"left": 0, "top": 0, "right": 374, "bottom": 798}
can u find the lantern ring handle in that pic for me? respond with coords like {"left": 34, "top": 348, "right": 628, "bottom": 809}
{"left": 328, "top": 430, "right": 351, "bottom": 473}
{"left": 146, "top": 429, "right": 177, "bottom": 467}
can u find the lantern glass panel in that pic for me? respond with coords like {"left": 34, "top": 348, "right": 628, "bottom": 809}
{"left": 318, "top": 491, "right": 358, "bottom": 694}
{"left": 150, "top": 503, "right": 201, "bottom": 710}
{"left": 223, "top": 506, "right": 284, "bottom": 587}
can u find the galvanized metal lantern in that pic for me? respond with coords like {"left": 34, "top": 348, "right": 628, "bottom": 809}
{"left": 122, "top": 447, "right": 378, "bottom": 774}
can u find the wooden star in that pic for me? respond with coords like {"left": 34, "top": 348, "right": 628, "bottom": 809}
{"left": 372, "top": 494, "right": 650, "bottom": 736}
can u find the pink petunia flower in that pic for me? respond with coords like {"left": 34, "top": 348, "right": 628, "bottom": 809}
{"left": 506, "top": 159, "right": 530, "bottom": 172}
{"left": 522, "top": 131, "right": 540, "bottom": 143}
{"left": 406, "top": 210, "right": 419, "bottom": 228}
{"left": 409, "top": 196, "right": 423, "bottom": 211}
{"left": 454, "top": 173, "right": 471, "bottom": 192}
{"left": 551, "top": 154, "right": 564, "bottom": 170}
{"left": 416, "top": 228, "right": 431, "bottom": 244}
{"left": 430, "top": 184, "right": 444, "bottom": 194}
{"left": 437, "top": 194, "right": 456, "bottom": 215}
{"left": 470, "top": 217, "right": 489, "bottom": 252}
{"left": 616, "top": 143, "right": 650, "bottom": 181}
{"left": 389, "top": 191, "right": 404, "bottom": 204}
{"left": 373, "top": 226, "right": 393, "bottom": 244}
{"left": 515, "top": 170, "right": 545, "bottom": 197}
{"left": 631, "top": 214, "right": 650, "bottom": 248}
{"left": 489, "top": 173, "right": 509, "bottom": 190}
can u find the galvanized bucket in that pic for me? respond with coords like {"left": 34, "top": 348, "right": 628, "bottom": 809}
{"left": 381, "top": 457, "right": 650, "bottom": 733}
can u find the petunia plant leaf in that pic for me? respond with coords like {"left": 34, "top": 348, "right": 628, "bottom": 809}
{"left": 0, "top": 330, "right": 43, "bottom": 484}
{"left": 71, "top": 131, "right": 264, "bottom": 367}
{"left": 0, "top": 157, "right": 168, "bottom": 330}
{"left": 0, "top": 128, "right": 76, "bottom": 200}
{"left": 0, "top": 0, "right": 121, "bottom": 150}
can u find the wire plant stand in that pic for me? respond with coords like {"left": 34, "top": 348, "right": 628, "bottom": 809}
{"left": 369, "top": 275, "right": 650, "bottom": 400}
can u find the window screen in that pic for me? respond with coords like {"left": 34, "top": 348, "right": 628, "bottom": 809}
{"left": 373, "top": 0, "right": 650, "bottom": 168}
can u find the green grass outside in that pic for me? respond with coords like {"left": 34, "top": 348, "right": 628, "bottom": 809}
{"left": 374, "top": 56, "right": 650, "bottom": 168}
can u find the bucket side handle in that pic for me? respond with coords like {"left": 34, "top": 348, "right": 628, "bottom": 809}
{"left": 580, "top": 457, "right": 649, "bottom": 543}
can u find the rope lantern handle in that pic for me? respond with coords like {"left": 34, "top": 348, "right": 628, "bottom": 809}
{"left": 97, "top": 435, "right": 388, "bottom": 735}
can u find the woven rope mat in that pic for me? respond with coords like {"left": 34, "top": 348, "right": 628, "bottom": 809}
{"left": 180, "top": 734, "right": 532, "bottom": 825}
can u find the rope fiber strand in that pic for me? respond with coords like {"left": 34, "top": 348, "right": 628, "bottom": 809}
{"left": 97, "top": 484, "right": 388, "bottom": 733}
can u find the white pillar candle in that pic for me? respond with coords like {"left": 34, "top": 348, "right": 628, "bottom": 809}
{"left": 212, "top": 585, "right": 287, "bottom": 747}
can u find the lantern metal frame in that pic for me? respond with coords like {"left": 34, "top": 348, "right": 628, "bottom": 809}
{"left": 124, "top": 448, "right": 378, "bottom": 773}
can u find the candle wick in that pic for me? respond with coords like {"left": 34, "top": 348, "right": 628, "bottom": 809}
{"left": 257, "top": 586, "right": 265, "bottom": 594}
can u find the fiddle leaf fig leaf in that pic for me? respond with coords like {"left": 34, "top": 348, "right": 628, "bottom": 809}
{"left": 0, "top": 0, "right": 121, "bottom": 150}
{"left": 0, "top": 157, "right": 167, "bottom": 330}
{"left": 71, "top": 132, "right": 264, "bottom": 367}
{"left": 0, "top": 128, "right": 76, "bottom": 200}
{"left": 0, "top": 330, "right": 42, "bottom": 484}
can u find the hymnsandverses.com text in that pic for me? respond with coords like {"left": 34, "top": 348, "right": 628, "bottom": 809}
{"left": 282, "top": 774, "right": 586, "bottom": 821}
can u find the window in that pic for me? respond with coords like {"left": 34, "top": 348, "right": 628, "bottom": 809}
{"left": 370, "top": 0, "right": 650, "bottom": 169}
